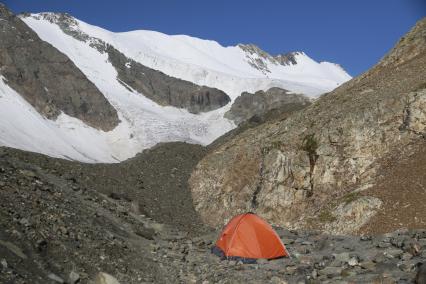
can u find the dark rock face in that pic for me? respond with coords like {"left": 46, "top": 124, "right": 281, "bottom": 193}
{"left": 224, "top": 87, "right": 311, "bottom": 125}
{"left": 275, "top": 52, "right": 299, "bottom": 65}
{"left": 0, "top": 5, "right": 119, "bottom": 131}
{"left": 238, "top": 44, "right": 275, "bottom": 73}
{"left": 107, "top": 46, "right": 231, "bottom": 114}
{"left": 238, "top": 43, "right": 303, "bottom": 74}
{"left": 30, "top": 12, "right": 230, "bottom": 114}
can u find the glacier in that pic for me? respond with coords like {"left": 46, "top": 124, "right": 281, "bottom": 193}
{"left": 0, "top": 13, "right": 351, "bottom": 163}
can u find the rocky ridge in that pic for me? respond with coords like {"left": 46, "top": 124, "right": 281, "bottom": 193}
{"left": 224, "top": 87, "right": 311, "bottom": 125}
{"left": 0, "top": 4, "right": 119, "bottom": 131}
{"left": 238, "top": 43, "right": 303, "bottom": 74}
{"left": 189, "top": 18, "right": 426, "bottom": 233}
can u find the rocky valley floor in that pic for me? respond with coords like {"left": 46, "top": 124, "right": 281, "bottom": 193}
{"left": 0, "top": 144, "right": 425, "bottom": 283}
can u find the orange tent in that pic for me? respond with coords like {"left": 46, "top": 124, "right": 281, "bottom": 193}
{"left": 212, "top": 213, "right": 289, "bottom": 261}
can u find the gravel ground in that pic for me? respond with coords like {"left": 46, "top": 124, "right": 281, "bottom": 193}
{"left": 0, "top": 145, "right": 425, "bottom": 283}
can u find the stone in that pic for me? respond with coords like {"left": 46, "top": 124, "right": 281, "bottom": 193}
{"left": 68, "top": 271, "right": 80, "bottom": 284}
{"left": 318, "top": 267, "right": 343, "bottom": 276}
{"left": 373, "top": 252, "right": 387, "bottom": 263}
{"left": 0, "top": 240, "right": 27, "bottom": 259}
{"left": 1, "top": 258, "right": 7, "bottom": 269}
{"left": 48, "top": 273, "right": 64, "bottom": 283}
{"left": 299, "top": 255, "right": 314, "bottom": 265}
{"left": 36, "top": 239, "right": 48, "bottom": 252}
{"left": 286, "top": 266, "right": 298, "bottom": 274}
{"left": 348, "top": 257, "right": 359, "bottom": 266}
{"left": 341, "top": 268, "right": 358, "bottom": 278}
{"left": 400, "top": 252, "right": 413, "bottom": 261}
{"left": 378, "top": 242, "right": 392, "bottom": 248}
{"left": 95, "top": 272, "right": 121, "bottom": 284}
{"left": 405, "top": 241, "right": 422, "bottom": 256}
{"left": 333, "top": 252, "right": 350, "bottom": 263}
{"left": 329, "top": 259, "right": 343, "bottom": 267}
{"left": 360, "top": 261, "right": 376, "bottom": 271}
{"left": 283, "top": 239, "right": 295, "bottom": 245}
{"left": 20, "top": 170, "right": 36, "bottom": 178}
{"left": 384, "top": 249, "right": 403, "bottom": 259}
{"left": 360, "top": 236, "right": 373, "bottom": 241}
{"left": 270, "top": 276, "right": 288, "bottom": 284}
{"left": 399, "top": 259, "right": 420, "bottom": 272}
{"left": 135, "top": 226, "right": 156, "bottom": 240}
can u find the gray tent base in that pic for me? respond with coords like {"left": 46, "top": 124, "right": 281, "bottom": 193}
{"left": 211, "top": 246, "right": 259, "bottom": 264}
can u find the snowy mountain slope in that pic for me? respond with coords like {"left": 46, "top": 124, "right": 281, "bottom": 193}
{"left": 1, "top": 14, "right": 234, "bottom": 162}
{"left": 0, "top": 66, "right": 233, "bottom": 163}
{"left": 0, "top": 10, "right": 350, "bottom": 163}
{"left": 23, "top": 13, "right": 351, "bottom": 99}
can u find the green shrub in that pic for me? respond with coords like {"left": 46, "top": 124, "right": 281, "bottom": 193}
{"left": 301, "top": 134, "right": 319, "bottom": 197}
{"left": 301, "top": 134, "right": 319, "bottom": 156}
{"left": 318, "top": 210, "right": 337, "bottom": 223}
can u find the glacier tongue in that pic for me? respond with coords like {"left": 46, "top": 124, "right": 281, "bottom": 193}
{"left": 0, "top": 13, "right": 351, "bottom": 163}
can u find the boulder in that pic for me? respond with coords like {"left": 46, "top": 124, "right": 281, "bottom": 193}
{"left": 94, "top": 272, "right": 121, "bottom": 284}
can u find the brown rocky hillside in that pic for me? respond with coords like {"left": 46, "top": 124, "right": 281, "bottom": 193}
{"left": 189, "top": 18, "right": 426, "bottom": 234}
{"left": 360, "top": 139, "right": 426, "bottom": 234}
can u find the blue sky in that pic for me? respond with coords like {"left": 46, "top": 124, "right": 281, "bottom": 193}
{"left": 5, "top": 0, "right": 425, "bottom": 76}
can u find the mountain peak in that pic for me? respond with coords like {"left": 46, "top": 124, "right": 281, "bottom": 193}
{"left": 238, "top": 43, "right": 304, "bottom": 67}
{"left": 237, "top": 43, "right": 274, "bottom": 59}
{"left": 378, "top": 17, "right": 426, "bottom": 69}
{"left": 275, "top": 51, "right": 303, "bottom": 66}
{"left": 22, "top": 12, "right": 350, "bottom": 91}
{"left": 20, "top": 12, "right": 77, "bottom": 26}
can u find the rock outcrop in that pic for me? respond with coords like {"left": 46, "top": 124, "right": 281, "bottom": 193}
{"left": 107, "top": 45, "right": 231, "bottom": 114}
{"left": 224, "top": 87, "right": 311, "bottom": 125}
{"left": 238, "top": 44, "right": 303, "bottom": 74}
{"left": 190, "top": 18, "right": 426, "bottom": 232}
{"left": 0, "top": 4, "right": 119, "bottom": 131}
{"left": 275, "top": 52, "right": 299, "bottom": 65}
{"left": 26, "top": 13, "right": 231, "bottom": 114}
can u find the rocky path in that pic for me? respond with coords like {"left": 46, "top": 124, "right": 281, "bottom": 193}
{"left": 157, "top": 227, "right": 426, "bottom": 283}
